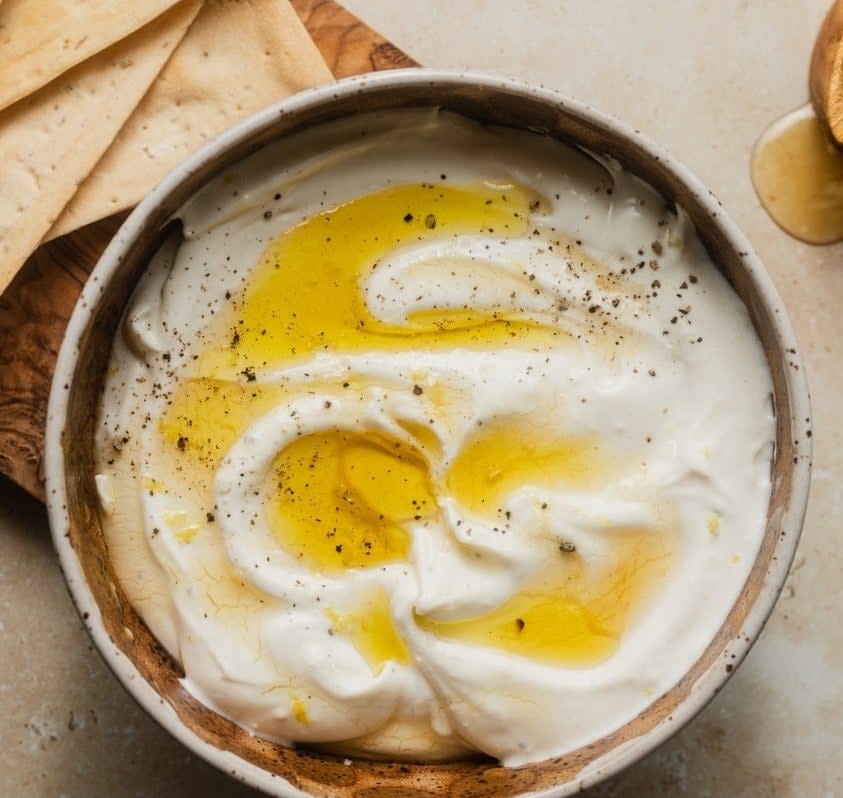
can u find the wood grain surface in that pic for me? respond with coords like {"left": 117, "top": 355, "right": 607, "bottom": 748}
{"left": 0, "top": 0, "right": 417, "bottom": 500}
{"left": 810, "top": 0, "right": 843, "bottom": 142}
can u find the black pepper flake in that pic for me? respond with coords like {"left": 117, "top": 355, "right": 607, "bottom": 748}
{"left": 206, "top": 512, "right": 215, "bottom": 523}
{"left": 335, "top": 544, "right": 343, "bottom": 553}
{"left": 403, "top": 212, "right": 414, "bottom": 223}
{"left": 559, "top": 541, "right": 576, "bottom": 553}
{"left": 241, "top": 366, "right": 256, "bottom": 382}
{"left": 177, "top": 435, "right": 188, "bottom": 451}
{"left": 413, "top": 384, "right": 424, "bottom": 395}
{"left": 263, "top": 210, "right": 273, "bottom": 220}
{"left": 652, "top": 240, "right": 663, "bottom": 255}
{"left": 689, "top": 275, "right": 698, "bottom": 283}
{"left": 515, "top": 618, "right": 526, "bottom": 632}
{"left": 424, "top": 214, "right": 437, "bottom": 229}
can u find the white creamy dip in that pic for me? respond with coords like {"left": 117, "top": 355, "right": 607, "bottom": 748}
{"left": 96, "top": 109, "right": 774, "bottom": 766}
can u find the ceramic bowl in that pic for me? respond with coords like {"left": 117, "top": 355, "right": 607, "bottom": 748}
{"left": 45, "top": 69, "right": 811, "bottom": 797}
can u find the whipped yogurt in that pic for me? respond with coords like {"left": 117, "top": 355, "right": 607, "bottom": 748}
{"left": 95, "top": 108, "right": 774, "bottom": 766}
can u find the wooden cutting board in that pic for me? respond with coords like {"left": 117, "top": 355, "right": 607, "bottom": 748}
{"left": 0, "top": 0, "right": 417, "bottom": 501}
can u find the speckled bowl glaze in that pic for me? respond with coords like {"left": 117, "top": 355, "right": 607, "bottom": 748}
{"left": 45, "top": 70, "right": 811, "bottom": 798}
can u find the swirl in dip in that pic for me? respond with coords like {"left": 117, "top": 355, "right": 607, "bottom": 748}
{"left": 95, "top": 109, "right": 775, "bottom": 766}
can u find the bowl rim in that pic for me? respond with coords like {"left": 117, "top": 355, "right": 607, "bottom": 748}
{"left": 44, "top": 67, "right": 812, "bottom": 798}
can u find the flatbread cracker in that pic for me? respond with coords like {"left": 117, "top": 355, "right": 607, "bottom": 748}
{"left": 0, "top": 0, "right": 202, "bottom": 296}
{"left": 0, "top": 0, "right": 185, "bottom": 112}
{"left": 48, "top": 0, "right": 333, "bottom": 240}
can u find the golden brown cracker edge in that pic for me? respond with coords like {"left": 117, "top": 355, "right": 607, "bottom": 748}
{"left": 0, "top": 0, "right": 203, "bottom": 297}
{"left": 0, "top": 0, "right": 187, "bottom": 113}
{"left": 48, "top": 0, "right": 333, "bottom": 240}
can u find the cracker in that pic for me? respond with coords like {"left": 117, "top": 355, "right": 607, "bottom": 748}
{"left": 48, "top": 0, "right": 333, "bottom": 240}
{"left": 0, "top": 0, "right": 186, "bottom": 113}
{"left": 0, "top": 1, "right": 202, "bottom": 296}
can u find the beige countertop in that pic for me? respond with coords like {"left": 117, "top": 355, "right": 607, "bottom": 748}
{"left": 1, "top": 1, "right": 839, "bottom": 795}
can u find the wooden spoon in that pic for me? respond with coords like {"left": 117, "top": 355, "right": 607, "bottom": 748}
{"left": 749, "top": 0, "right": 843, "bottom": 245}
{"left": 810, "top": 0, "right": 843, "bottom": 143}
